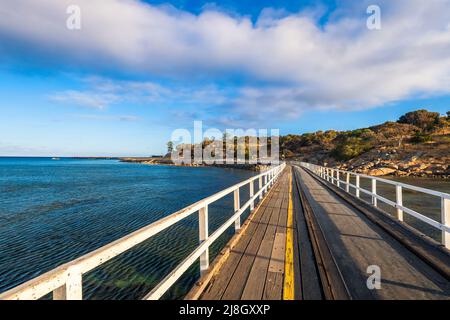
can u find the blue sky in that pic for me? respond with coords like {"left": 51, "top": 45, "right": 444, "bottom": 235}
{"left": 0, "top": 0, "right": 449, "bottom": 156}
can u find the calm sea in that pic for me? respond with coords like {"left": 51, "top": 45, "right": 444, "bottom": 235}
{"left": 0, "top": 157, "right": 256, "bottom": 299}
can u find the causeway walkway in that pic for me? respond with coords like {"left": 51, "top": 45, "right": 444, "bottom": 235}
{"left": 188, "top": 168, "right": 293, "bottom": 300}
{"left": 187, "top": 165, "right": 450, "bottom": 300}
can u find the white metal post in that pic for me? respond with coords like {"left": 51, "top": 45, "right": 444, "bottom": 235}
{"left": 356, "top": 175, "right": 360, "bottom": 198}
{"left": 259, "top": 176, "right": 263, "bottom": 200}
{"left": 250, "top": 181, "right": 254, "bottom": 211}
{"left": 441, "top": 198, "right": 450, "bottom": 249}
{"left": 336, "top": 171, "right": 340, "bottom": 188}
{"left": 396, "top": 185, "right": 403, "bottom": 221}
{"left": 198, "top": 205, "right": 209, "bottom": 273}
{"left": 346, "top": 172, "right": 350, "bottom": 193}
{"left": 234, "top": 189, "right": 240, "bottom": 231}
{"left": 372, "top": 179, "right": 377, "bottom": 207}
{"left": 53, "top": 266, "right": 82, "bottom": 300}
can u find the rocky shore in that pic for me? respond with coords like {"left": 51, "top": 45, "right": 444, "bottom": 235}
{"left": 119, "top": 157, "right": 173, "bottom": 165}
{"left": 337, "top": 146, "right": 449, "bottom": 178}
{"left": 119, "top": 157, "right": 273, "bottom": 172}
{"left": 282, "top": 109, "right": 450, "bottom": 179}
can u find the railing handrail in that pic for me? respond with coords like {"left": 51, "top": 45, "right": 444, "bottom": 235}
{"left": 297, "top": 162, "right": 450, "bottom": 249}
{"left": 0, "top": 163, "right": 286, "bottom": 300}
{"left": 322, "top": 167, "right": 450, "bottom": 200}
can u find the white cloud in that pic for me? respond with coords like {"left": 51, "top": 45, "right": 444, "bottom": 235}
{"left": 1, "top": 0, "right": 450, "bottom": 123}
{"left": 75, "top": 114, "right": 140, "bottom": 122}
{"left": 47, "top": 76, "right": 229, "bottom": 109}
{"left": 48, "top": 90, "right": 119, "bottom": 109}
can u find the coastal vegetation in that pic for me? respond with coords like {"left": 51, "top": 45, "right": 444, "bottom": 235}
{"left": 281, "top": 109, "right": 450, "bottom": 177}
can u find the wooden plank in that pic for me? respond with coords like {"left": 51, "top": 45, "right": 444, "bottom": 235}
{"left": 296, "top": 167, "right": 450, "bottom": 300}
{"left": 263, "top": 271, "right": 284, "bottom": 300}
{"left": 220, "top": 171, "right": 289, "bottom": 299}
{"left": 291, "top": 207, "right": 303, "bottom": 300}
{"left": 268, "top": 233, "right": 285, "bottom": 273}
{"left": 199, "top": 170, "right": 292, "bottom": 301}
{"left": 292, "top": 168, "right": 323, "bottom": 300}
{"left": 186, "top": 186, "right": 276, "bottom": 300}
{"left": 240, "top": 171, "right": 290, "bottom": 300}
{"left": 263, "top": 175, "right": 289, "bottom": 300}
{"left": 221, "top": 192, "right": 278, "bottom": 299}
{"left": 241, "top": 206, "right": 279, "bottom": 299}
{"left": 201, "top": 170, "right": 288, "bottom": 300}
{"left": 280, "top": 178, "right": 290, "bottom": 211}
{"left": 295, "top": 168, "right": 351, "bottom": 300}
{"left": 201, "top": 193, "right": 274, "bottom": 300}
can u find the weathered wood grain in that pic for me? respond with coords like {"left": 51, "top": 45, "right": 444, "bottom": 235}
{"left": 295, "top": 166, "right": 450, "bottom": 300}
{"left": 199, "top": 169, "right": 291, "bottom": 300}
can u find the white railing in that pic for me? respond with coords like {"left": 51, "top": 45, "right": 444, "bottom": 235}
{"left": 298, "top": 162, "right": 450, "bottom": 249}
{"left": 0, "top": 163, "right": 286, "bottom": 300}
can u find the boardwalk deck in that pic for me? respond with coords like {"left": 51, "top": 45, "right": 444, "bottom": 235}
{"left": 294, "top": 166, "right": 450, "bottom": 300}
{"left": 192, "top": 168, "right": 292, "bottom": 300}
{"left": 186, "top": 164, "right": 450, "bottom": 301}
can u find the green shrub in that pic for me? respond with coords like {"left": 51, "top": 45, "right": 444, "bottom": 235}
{"left": 331, "top": 137, "right": 374, "bottom": 160}
{"left": 411, "top": 132, "right": 432, "bottom": 144}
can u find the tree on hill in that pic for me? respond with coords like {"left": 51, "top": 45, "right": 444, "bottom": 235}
{"left": 397, "top": 109, "right": 440, "bottom": 131}
{"left": 167, "top": 141, "right": 174, "bottom": 154}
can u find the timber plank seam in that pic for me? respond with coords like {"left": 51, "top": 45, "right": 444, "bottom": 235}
{"left": 197, "top": 169, "right": 291, "bottom": 300}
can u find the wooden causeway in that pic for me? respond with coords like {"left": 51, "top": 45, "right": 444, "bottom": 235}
{"left": 195, "top": 169, "right": 292, "bottom": 300}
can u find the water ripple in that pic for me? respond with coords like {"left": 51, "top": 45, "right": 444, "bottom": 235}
{"left": 0, "top": 158, "right": 255, "bottom": 299}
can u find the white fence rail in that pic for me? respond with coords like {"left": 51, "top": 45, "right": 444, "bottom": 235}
{"left": 299, "top": 162, "right": 450, "bottom": 249}
{"left": 0, "top": 163, "right": 286, "bottom": 300}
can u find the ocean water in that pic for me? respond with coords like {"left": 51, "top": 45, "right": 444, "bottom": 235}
{"left": 0, "top": 157, "right": 257, "bottom": 299}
